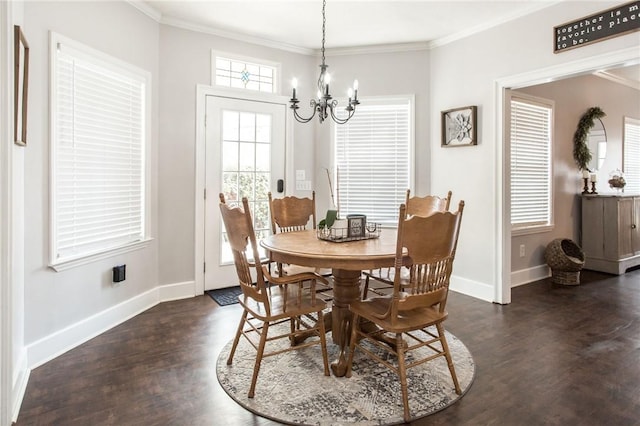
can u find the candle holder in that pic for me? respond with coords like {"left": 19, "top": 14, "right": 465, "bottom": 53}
{"left": 582, "top": 177, "right": 590, "bottom": 194}
{"left": 590, "top": 181, "right": 597, "bottom": 194}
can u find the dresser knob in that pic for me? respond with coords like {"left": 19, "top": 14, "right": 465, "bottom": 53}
{"left": 632, "top": 224, "right": 637, "bottom": 229}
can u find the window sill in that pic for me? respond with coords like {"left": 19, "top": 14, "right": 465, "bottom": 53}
{"left": 511, "top": 224, "right": 554, "bottom": 237}
{"left": 49, "top": 238, "right": 154, "bottom": 272}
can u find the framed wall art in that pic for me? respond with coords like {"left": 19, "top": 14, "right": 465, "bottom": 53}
{"left": 441, "top": 105, "right": 477, "bottom": 147}
{"left": 14, "top": 25, "right": 29, "bottom": 146}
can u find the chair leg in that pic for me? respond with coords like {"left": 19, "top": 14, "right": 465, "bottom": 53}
{"left": 396, "top": 333, "right": 411, "bottom": 423}
{"left": 317, "top": 310, "right": 330, "bottom": 376}
{"left": 248, "top": 321, "right": 269, "bottom": 398}
{"left": 362, "top": 274, "right": 371, "bottom": 299}
{"left": 289, "top": 317, "right": 296, "bottom": 345}
{"left": 436, "top": 322, "right": 461, "bottom": 395}
{"left": 345, "top": 314, "right": 360, "bottom": 378}
{"left": 227, "top": 310, "right": 248, "bottom": 365}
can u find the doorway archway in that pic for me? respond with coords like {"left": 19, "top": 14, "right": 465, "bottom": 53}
{"left": 495, "top": 47, "right": 640, "bottom": 304}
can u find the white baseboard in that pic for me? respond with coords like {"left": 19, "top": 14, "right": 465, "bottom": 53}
{"left": 26, "top": 281, "right": 196, "bottom": 371}
{"left": 11, "top": 349, "right": 29, "bottom": 423}
{"left": 511, "top": 264, "right": 550, "bottom": 288}
{"left": 450, "top": 274, "right": 494, "bottom": 303}
{"left": 158, "top": 280, "right": 196, "bottom": 301}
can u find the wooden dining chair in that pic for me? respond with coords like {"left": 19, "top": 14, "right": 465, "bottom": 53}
{"left": 362, "top": 189, "right": 453, "bottom": 298}
{"left": 346, "top": 200, "right": 465, "bottom": 423}
{"left": 268, "top": 192, "right": 332, "bottom": 287}
{"left": 220, "top": 195, "right": 330, "bottom": 398}
{"left": 268, "top": 191, "right": 316, "bottom": 275}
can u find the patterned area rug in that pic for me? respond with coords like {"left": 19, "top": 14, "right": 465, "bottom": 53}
{"left": 216, "top": 324, "right": 475, "bottom": 425}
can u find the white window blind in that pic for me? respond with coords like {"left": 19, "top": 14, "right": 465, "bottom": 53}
{"left": 510, "top": 95, "right": 553, "bottom": 230}
{"left": 623, "top": 117, "right": 640, "bottom": 194}
{"left": 51, "top": 37, "right": 147, "bottom": 265}
{"left": 334, "top": 98, "right": 412, "bottom": 226}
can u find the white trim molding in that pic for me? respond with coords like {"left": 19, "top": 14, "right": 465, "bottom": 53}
{"left": 26, "top": 282, "right": 195, "bottom": 370}
{"left": 1, "top": 1, "right": 16, "bottom": 424}
{"left": 511, "top": 265, "right": 551, "bottom": 288}
{"left": 449, "top": 274, "right": 494, "bottom": 303}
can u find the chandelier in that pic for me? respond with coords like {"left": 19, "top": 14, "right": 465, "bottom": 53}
{"left": 289, "top": 0, "right": 359, "bottom": 124}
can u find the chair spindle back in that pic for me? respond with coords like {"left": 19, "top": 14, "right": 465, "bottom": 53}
{"left": 390, "top": 200, "right": 465, "bottom": 320}
{"left": 219, "top": 194, "right": 270, "bottom": 311}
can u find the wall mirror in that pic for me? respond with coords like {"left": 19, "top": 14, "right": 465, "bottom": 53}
{"left": 587, "top": 117, "right": 607, "bottom": 171}
{"left": 573, "top": 106, "right": 606, "bottom": 172}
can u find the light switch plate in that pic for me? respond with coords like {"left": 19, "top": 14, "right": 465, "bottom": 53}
{"left": 295, "top": 169, "right": 305, "bottom": 180}
{"left": 296, "top": 180, "right": 312, "bottom": 191}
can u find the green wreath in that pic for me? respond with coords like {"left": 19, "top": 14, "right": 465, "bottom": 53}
{"left": 573, "top": 106, "right": 605, "bottom": 171}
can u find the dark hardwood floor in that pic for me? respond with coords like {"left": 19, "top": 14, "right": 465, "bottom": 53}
{"left": 16, "top": 268, "right": 640, "bottom": 425}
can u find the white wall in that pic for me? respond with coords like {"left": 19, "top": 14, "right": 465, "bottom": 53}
{"left": 23, "top": 1, "right": 160, "bottom": 362}
{"left": 513, "top": 74, "right": 640, "bottom": 273}
{"left": 157, "top": 24, "right": 315, "bottom": 286}
{"left": 429, "top": 1, "right": 639, "bottom": 302}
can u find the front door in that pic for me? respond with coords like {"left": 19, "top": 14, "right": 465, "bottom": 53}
{"left": 204, "top": 95, "right": 286, "bottom": 290}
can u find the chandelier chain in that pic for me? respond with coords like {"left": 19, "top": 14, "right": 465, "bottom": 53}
{"left": 321, "top": 0, "right": 326, "bottom": 65}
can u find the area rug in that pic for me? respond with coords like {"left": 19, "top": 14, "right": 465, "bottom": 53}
{"left": 206, "top": 286, "right": 242, "bottom": 306}
{"left": 216, "top": 325, "right": 475, "bottom": 425}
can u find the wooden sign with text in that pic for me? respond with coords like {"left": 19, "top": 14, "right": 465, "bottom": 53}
{"left": 554, "top": 1, "right": 640, "bottom": 53}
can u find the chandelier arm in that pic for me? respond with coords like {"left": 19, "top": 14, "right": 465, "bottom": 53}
{"left": 291, "top": 100, "right": 319, "bottom": 124}
{"left": 328, "top": 105, "right": 355, "bottom": 125}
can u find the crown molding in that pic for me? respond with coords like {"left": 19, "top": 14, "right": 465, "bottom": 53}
{"left": 161, "top": 15, "right": 315, "bottom": 56}
{"left": 126, "top": 0, "right": 162, "bottom": 22}
{"left": 322, "top": 42, "right": 430, "bottom": 57}
{"left": 429, "top": 1, "right": 559, "bottom": 49}
{"left": 126, "top": 0, "right": 559, "bottom": 56}
{"left": 593, "top": 70, "right": 640, "bottom": 91}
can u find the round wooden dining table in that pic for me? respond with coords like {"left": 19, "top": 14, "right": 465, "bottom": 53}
{"left": 260, "top": 228, "right": 398, "bottom": 377}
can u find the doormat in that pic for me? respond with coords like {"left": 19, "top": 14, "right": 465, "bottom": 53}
{"left": 206, "top": 286, "right": 242, "bottom": 306}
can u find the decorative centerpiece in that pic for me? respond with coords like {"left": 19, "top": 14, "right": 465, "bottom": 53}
{"left": 608, "top": 169, "right": 626, "bottom": 192}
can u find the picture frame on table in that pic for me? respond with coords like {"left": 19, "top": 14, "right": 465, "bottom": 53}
{"left": 441, "top": 105, "right": 477, "bottom": 147}
{"left": 14, "top": 25, "right": 29, "bottom": 147}
{"left": 347, "top": 214, "right": 366, "bottom": 238}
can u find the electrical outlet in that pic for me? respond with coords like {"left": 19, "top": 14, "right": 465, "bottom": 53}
{"left": 295, "top": 169, "right": 305, "bottom": 180}
{"left": 519, "top": 244, "right": 525, "bottom": 257}
{"left": 113, "top": 264, "right": 126, "bottom": 282}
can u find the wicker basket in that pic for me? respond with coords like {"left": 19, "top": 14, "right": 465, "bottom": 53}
{"left": 544, "top": 239, "right": 585, "bottom": 285}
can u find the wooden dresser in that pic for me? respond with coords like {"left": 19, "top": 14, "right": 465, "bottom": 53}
{"left": 581, "top": 194, "right": 640, "bottom": 275}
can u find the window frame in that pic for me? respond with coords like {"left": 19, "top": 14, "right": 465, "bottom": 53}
{"left": 330, "top": 95, "right": 415, "bottom": 228}
{"left": 211, "top": 50, "right": 281, "bottom": 95}
{"left": 49, "top": 32, "right": 152, "bottom": 271}
{"left": 508, "top": 91, "right": 554, "bottom": 236}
